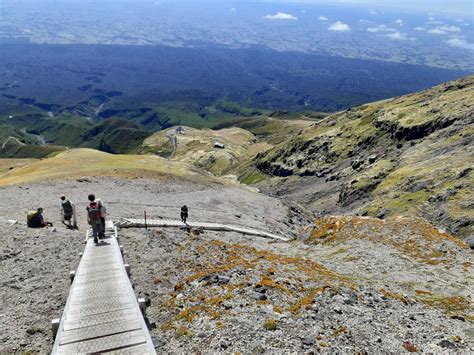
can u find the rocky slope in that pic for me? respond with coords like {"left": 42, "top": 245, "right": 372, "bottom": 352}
{"left": 251, "top": 75, "right": 474, "bottom": 237}
{"left": 0, "top": 177, "right": 472, "bottom": 353}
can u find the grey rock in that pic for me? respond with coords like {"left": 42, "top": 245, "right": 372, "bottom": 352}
{"left": 217, "top": 275, "right": 231, "bottom": 284}
{"left": 351, "top": 160, "right": 363, "bottom": 170}
{"left": 332, "top": 294, "right": 345, "bottom": 304}
{"left": 466, "top": 236, "right": 474, "bottom": 249}
{"left": 438, "top": 340, "right": 457, "bottom": 349}
{"left": 302, "top": 336, "right": 315, "bottom": 346}
{"left": 200, "top": 274, "right": 218, "bottom": 284}
{"left": 376, "top": 209, "right": 388, "bottom": 219}
{"left": 372, "top": 294, "right": 382, "bottom": 303}
{"left": 220, "top": 341, "right": 231, "bottom": 350}
{"left": 254, "top": 285, "right": 267, "bottom": 294}
{"left": 368, "top": 154, "right": 378, "bottom": 164}
{"left": 438, "top": 243, "right": 448, "bottom": 253}
{"left": 251, "top": 293, "right": 268, "bottom": 301}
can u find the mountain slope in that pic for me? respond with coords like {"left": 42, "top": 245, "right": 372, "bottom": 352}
{"left": 249, "top": 76, "right": 474, "bottom": 237}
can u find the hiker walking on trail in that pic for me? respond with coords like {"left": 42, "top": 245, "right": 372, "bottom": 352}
{"left": 27, "top": 207, "right": 53, "bottom": 228}
{"left": 60, "top": 195, "right": 77, "bottom": 229}
{"left": 180, "top": 205, "right": 188, "bottom": 224}
{"left": 86, "top": 194, "right": 104, "bottom": 244}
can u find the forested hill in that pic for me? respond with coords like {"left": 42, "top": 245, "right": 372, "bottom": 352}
{"left": 0, "top": 44, "right": 469, "bottom": 115}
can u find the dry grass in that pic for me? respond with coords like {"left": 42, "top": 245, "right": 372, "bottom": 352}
{"left": 144, "top": 126, "right": 272, "bottom": 176}
{"left": 0, "top": 148, "right": 214, "bottom": 186}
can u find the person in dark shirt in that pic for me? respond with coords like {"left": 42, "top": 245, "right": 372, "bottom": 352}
{"left": 180, "top": 205, "right": 188, "bottom": 224}
{"left": 28, "top": 208, "right": 52, "bottom": 228}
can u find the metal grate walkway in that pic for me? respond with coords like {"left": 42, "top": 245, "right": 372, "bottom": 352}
{"left": 51, "top": 221, "right": 155, "bottom": 354}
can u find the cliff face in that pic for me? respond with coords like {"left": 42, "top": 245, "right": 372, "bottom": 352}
{"left": 253, "top": 76, "right": 473, "bottom": 237}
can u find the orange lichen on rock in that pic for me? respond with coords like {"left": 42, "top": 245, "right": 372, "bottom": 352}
{"left": 331, "top": 326, "right": 348, "bottom": 338}
{"left": 256, "top": 276, "right": 292, "bottom": 295}
{"left": 414, "top": 290, "right": 434, "bottom": 296}
{"left": 380, "top": 288, "right": 412, "bottom": 305}
{"left": 307, "top": 216, "right": 468, "bottom": 264}
{"left": 287, "top": 285, "right": 331, "bottom": 313}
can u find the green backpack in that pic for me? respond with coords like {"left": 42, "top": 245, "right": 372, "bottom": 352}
{"left": 62, "top": 200, "right": 73, "bottom": 214}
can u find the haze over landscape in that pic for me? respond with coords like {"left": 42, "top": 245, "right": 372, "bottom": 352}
{"left": 0, "top": 0, "right": 473, "bottom": 353}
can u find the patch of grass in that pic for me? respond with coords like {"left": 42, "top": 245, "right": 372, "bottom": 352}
{"left": 416, "top": 294, "right": 471, "bottom": 315}
{"left": 240, "top": 170, "right": 268, "bottom": 185}
{"left": 263, "top": 319, "right": 278, "bottom": 331}
{"left": 175, "top": 326, "right": 193, "bottom": 337}
{"left": 380, "top": 288, "right": 412, "bottom": 305}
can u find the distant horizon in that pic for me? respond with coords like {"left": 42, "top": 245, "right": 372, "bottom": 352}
{"left": 2, "top": 0, "right": 472, "bottom": 17}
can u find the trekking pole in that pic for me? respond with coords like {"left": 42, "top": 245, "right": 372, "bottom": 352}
{"left": 144, "top": 210, "right": 148, "bottom": 230}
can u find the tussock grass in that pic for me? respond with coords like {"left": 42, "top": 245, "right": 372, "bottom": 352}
{"left": 0, "top": 148, "right": 213, "bottom": 186}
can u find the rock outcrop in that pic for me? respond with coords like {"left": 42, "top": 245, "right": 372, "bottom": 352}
{"left": 251, "top": 76, "right": 474, "bottom": 238}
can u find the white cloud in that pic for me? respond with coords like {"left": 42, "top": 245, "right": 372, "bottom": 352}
{"left": 428, "top": 20, "right": 444, "bottom": 25}
{"left": 414, "top": 26, "right": 426, "bottom": 31}
{"left": 369, "top": 9, "right": 377, "bottom": 15}
{"left": 328, "top": 21, "right": 351, "bottom": 32}
{"left": 359, "top": 19, "right": 374, "bottom": 24}
{"left": 230, "top": 8, "right": 236, "bottom": 12}
{"left": 385, "top": 32, "right": 409, "bottom": 40}
{"left": 454, "top": 18, "right": 464, "bottom": 22}
{"left": 263, "top": 12, "right": 298, "bottom": 21}
{"left": 428, "top": 17, "right": 435, "bottom": 20}
{"left": 428, "top": 28, "right": 447, "bottom": 34}
{"left": 367, "top": 25, "right": 396, "bottom": 33}
{"left": 395, "top": 19, "right": 404, "bottom": 26}
{"left": 438, "top": 25, "right": 461, "bottom": 32}
{"left": 446, "top": 38, "right": 474, "bottom": 50}
{"left": 428, "top": 25, "right": 461, "bottom": 35}
{"left": 319, "top": 16, "right": 329, "bottom": 21}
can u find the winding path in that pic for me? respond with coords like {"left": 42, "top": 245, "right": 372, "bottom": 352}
{"left": 1, "top": 136, "right": 25, "bottom": 149}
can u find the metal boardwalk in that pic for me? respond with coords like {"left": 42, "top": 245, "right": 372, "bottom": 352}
{"left": 118, "top": 218, "right": 292, "bottom": 242}
{"left": 52, "top": 221, "right": 155, "bottom": 354}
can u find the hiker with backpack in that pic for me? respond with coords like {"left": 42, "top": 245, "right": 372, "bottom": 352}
{"left": 86, "top": 194, "right": 104, "bottom": 244}
{"left": 60, "top": 195, "right": 77, "bottom": 229}
{"left": 27, "top": 207, "right": 53, "bottom": 228}
{"left": 181, "top": 205, "right": 189, "bottom": 224}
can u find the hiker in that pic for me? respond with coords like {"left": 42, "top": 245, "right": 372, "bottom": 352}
{"left": 27, "top": 208, "right": 53, "bottom": 228}
{"left": 180, "top": 205, "right": 188, "bottom": 224}
{"left": 86, "top": 194, "right": 104, "bottom": 244}
{"left": 60, "top": 195, "right": 77, "bottom": 229}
